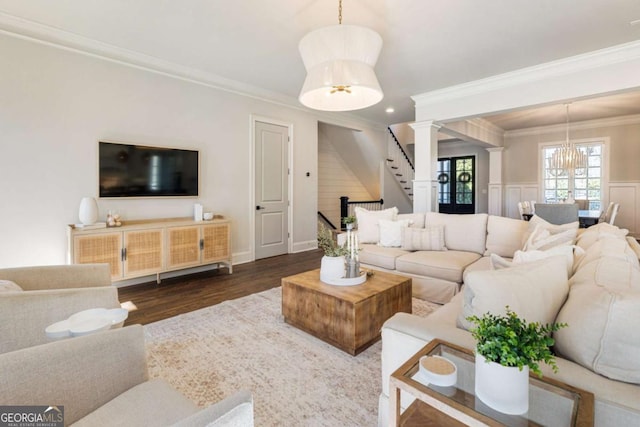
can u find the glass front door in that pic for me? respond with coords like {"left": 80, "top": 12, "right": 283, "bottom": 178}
{"left": 437, "top": 156, "right": 475, "bottom": 214}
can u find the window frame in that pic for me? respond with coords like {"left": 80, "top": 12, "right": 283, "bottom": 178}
{"left": 538, "top": 137, "right": 610, "bottom": 210}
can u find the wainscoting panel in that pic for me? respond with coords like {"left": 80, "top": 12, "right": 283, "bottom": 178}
{"left": 504, "top": 184, "right": 539, "bottom": 219}
{"left": 488, "top": 184, "right": 503, "bottom": 216}
{"left": 609, "top": 183, "right": 639, "bottom": 237}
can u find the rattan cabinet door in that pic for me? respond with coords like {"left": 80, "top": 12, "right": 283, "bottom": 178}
{"left": 166, "top": 226, "right": 201, "bottom": 269}
{"left": 73, "top": 232, "right": 123, "bottom": 280}
{"left": 123, "top": 229, "right": 164, "bottom": 278}
{"left": 201, "top": 223, "right": 230, "bottom": 263}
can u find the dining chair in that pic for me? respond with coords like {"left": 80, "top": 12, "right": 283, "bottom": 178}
{"left": 600, "top": 202, "right": 614, "bottom": 223}
{"left": 529, "top": 201, "right": 536, "bottom": 215}
{"left": 517, "top": 202, "right": 525, "bottom": 220}
{"left": 608, "top": 203, "right": 620, "bottom": 226}
{"left": 533, "top": 203, "right": 579, "bottom": 225}
{"left": 575, "top": 199, "right": 588, "bottom": 210}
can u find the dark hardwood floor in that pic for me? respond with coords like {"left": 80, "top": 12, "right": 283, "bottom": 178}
{"left": 118, "top": 249, "right": 323, "bottom": 326}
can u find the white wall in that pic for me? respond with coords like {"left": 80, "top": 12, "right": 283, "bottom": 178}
{"left": 317, "top": 128, "right": 373, "bottom": 228}
{"left": 0, "top": 33, "right": 383, "bottom": 268}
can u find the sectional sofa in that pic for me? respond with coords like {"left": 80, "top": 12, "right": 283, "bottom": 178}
{"left": 366, "top": 211, "right": 640, "bottom": 426}
{"left": 353, "top": 208, "right": 529, "bottom": 303}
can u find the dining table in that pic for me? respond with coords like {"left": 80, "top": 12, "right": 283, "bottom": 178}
{"left": 522, "top": 209, "right": 601, "bottom": 228}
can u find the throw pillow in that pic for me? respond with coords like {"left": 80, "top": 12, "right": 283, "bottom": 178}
{"left": 554, "top": 284, "right": 640, "bottom": 384}
{"left": 378, "top": 219, "right": 411, "bottom": 248}
{"left": 513, "top": 245, "right": 578, "bottom": 277}
{"left": 0, "top": 279, "right": 22, "bottom": 293}
{"left": 489, "top": 253, "right": 512, "bottom": 270}
{"left": 457, "top": 256, "right": 569, "bottom": 331}
{"left": 425, "top": 212, "right": 488, "bottom": 254}
{"left": 401, "top": 225, "right": 446, "bottom": 251}
{"left": 522, "top": 224, "right": 577, "bottom": 251}
{"left": 574, "top": 236, "right": 640, "bottom": 272}
{"left": 576, "top": 222, "right": 629, "bottom": 251}
{"left": 484, "top": 215, "right": 529, "bottom": 258}
{"left": 354, "top": 207, "right": 398, "bottom": 244}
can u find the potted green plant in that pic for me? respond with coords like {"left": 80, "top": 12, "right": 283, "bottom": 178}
{"left": 342, "top": 215, "right": 356, "bottom": 230}
{"left": 317, "top": 223, "right": 347, "bottom": 282}
{"left": 466, "top": 307, "right": 567, "bottom": 415}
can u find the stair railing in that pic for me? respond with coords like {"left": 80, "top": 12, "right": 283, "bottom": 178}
{"left": 339, "top": 196, "right": 384, "bottom": 230}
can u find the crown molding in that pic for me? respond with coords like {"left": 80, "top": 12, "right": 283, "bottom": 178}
{"left": 0, "top": 11, "right": 387, "bottom": 132}
{"left": 504, "top": 113, "right": 640, "bottom": 138}
{"left": 412, "top": 40, "right": 640, "bottom": 107}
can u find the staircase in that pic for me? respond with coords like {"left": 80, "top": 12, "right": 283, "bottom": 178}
{"left": 386, "top": 127, "right": 414, "bottom": 201}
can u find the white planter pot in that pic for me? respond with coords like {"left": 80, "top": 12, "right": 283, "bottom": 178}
{"left": 78, "top": 197, "right": 98, "bottom": 225}
{"left": 475, "top": 353, "right": 529, "bottom": 415}
{"left": 320, "top": 255, "right": 345, "bottom": 283}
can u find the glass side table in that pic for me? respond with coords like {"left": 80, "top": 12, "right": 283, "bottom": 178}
{"left": 389, "top": 339, "right": 594, "bottom": 427}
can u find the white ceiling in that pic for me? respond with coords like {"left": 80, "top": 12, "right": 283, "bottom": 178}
{"left": 1, "top": 0, "right": 640, "bottom": 127}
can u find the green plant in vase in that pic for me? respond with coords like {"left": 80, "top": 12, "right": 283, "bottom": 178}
{"left": 466, "top": 306, "right": 567, "bottom": 415}
{"left": 342, "top": 215, "right": 356, "bottom": 230}
{"left": 467, "top": 307, "right": 567, "bottom": 376}
{"left": 317, "top": 223, "right": 348, "bottom": 257}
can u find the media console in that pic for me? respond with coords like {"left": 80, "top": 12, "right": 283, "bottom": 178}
{"left": 67, "top": 217, "right": 232, "bottom": 283}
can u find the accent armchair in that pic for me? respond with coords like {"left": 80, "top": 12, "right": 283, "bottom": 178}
{"left": 0, "top": 325, "right": 254, "bottom": 426}
{"left": 0, "top": 264, "right": 120, "bottom": 353}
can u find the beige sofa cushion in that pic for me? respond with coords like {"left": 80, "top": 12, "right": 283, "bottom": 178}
{"left": 72, "top": 379, "right": 199, "bottom": 426}
{"left": 0, "top": 279, "right": 22, "bottom": 293}
{"left": 627, "top": 236, "right": 640, "bottom": 260}
{"left": 396, "top": 250, "right": 481, "bottom": 283}
{"left": 462, "top": 256, "right": 494, "bottom": 282}
{"left": 400, "top": 226, "right": 446, "bottom": 251}
{"left": 457, "top": 256, "right": 569, "bottom": 331}
{"left": 354, "top": 207, "right": 398, "bottom": 243}
{"left": 570, "top": 256, "right": 640, "bottom": 291}
{"left": 358, "top": 244, "right": 410, "bottom": 270}
{"left": 425, "top": 212, "right": 488, "bottom": 254}
{"left": 555, "top": 284, "right": 640, "bottom": 384}
{"left": 484, "top": 215, "right": 528, "bottom": 257}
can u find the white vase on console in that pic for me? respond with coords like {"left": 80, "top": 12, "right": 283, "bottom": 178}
{"left": 78, "top": 197, "right": 98, "bottom": 225}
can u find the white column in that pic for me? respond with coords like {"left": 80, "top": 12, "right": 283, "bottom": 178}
{"left": 410, "top": 120, "right": 441, "bottom": 213}
{"left": 487, "top": 147, "right": 504, "bottom": 216}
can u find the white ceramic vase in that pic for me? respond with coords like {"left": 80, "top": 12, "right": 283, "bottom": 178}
{"left": 320, "top": 255, "right": 345, "bottom": 283}
{"left": 475, "top": 352, "right": 529, "bottom": 415}
{"left": 78, "top": 197, "right": 98, "bottom": 225}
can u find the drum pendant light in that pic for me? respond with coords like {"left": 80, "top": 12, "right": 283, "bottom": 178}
{"left": 298, "top": 0, "right": 383, "bottom": 111}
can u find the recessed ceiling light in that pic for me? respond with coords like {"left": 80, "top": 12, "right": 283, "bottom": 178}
{"left": 385, "top": 107, "right": 395, "bottom": 113}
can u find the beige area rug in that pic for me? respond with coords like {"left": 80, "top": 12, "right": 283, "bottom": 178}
{"left": 144, "top": 287, "right": 439, "bottom": 427}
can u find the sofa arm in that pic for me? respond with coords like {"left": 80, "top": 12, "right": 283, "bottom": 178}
{"left": 0, "top": 264, "right": 112, "bottom": 290}
{"left": 172, "top": 390, "right": 254, "bottom": 427}
{"left": 0, "top": 286, "right": 120, "bottom": 353}
{"left": 0, "top": 325, "right": 149, "bottom": 425}
{"left": 380, "top": 313, "right": 476, "bottom": 398}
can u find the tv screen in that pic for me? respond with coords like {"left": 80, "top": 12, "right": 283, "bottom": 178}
{"left": 99, "top": 141, "right": 199, "bottom": 197}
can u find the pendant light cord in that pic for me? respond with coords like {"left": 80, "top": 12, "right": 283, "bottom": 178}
{"left": 565, "top": 103, "right": 570, "bottom": 145}
{"left": 338, "top": 0, "right": 343, "bottom": 24}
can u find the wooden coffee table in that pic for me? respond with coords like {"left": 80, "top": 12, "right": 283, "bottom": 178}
{"left": 281, "top": 269, "right": 412, "bottom": 355}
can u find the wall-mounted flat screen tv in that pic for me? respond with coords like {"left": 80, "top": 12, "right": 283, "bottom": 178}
{"left": 99, "top": 141, "right": 199, "bottom": 198}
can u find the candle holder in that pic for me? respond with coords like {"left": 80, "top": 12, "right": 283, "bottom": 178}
{"left": 344, "top": 228, "right": 360, "bottom": 278}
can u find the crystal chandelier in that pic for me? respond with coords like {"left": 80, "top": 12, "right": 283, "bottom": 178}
{"left": 298, "top": 0, "right": 384, "bottom": 111}
{"left": 550, "top": 104, "right": 587, "bottom": 171}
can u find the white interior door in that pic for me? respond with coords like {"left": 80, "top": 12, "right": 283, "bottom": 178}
{"left": 255, "top": 121, "right": 289, "bottom": 259}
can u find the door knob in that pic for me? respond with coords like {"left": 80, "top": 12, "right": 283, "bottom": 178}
{"left": 256, "top": 205, "right": 265, "bottom": 210}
